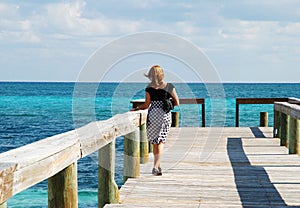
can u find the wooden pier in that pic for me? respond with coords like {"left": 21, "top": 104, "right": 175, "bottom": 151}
{"left": 1, "top": 98, "right": 300, "bottom": 207}
{"left": 106, "top": 127, "right": 300, "bottom": 207}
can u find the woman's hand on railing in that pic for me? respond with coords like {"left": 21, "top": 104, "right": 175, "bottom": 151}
{"left": 130, "top": 107, "right": 139, "bottom": 111}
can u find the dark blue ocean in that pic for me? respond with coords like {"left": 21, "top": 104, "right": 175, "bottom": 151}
{"left": 1, "top": 82, "right": 300, "bottom": 207}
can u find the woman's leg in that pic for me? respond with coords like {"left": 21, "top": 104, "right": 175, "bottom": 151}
{"left": 153, "top": 142, "right": 164, "bottom": 169}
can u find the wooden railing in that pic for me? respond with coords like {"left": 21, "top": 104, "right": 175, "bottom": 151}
{"left": 0, "top": 110, "right": 148, "bottom": 208}
{"left": 133, "top": 98, "right": 293, "bottom": 128}
{"left": 274, "top": 98, "right": 300, "bottom": 154}
{"left": 235, "top": 98, "right": 289, "bottom": 127}
{"left": 131, "top": 98, "right": 206, "bottom": 127}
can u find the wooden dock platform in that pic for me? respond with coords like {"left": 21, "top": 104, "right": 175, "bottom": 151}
{"left": 105, "top": 127, "right": 300, "bottom": 207}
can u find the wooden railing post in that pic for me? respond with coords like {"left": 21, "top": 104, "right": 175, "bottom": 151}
{"left": 260, "top": 112, "right": 268, "bottom": 127}
{"left": 278, "top": 111, "right": 283, "bottom": 140}
{"left": 124, "top": 128, "right": 140, "bottom": 182}
{"left": 296, "top": 119, "right": 300, "bottom": 156}
{"left": 48, "top": 162, "right": 78, "bottom": 208}
{"left": 202, "top": 103, "right": 206, "bottom": 127}
{"left": 274, "top": 109, "right": 280, "bottom": 137}
{"left": 171, "top": 112, "right": 179, "bottom": 127}
{"left": 98, "top": 141, "right": 119, "bottom": 208}
{"left": 148, "top": 141, "right": 153, "bottom": 153}
{"left": 140, "top": 123, "right": 149, "bottom": 163}
{"left": 0, "top": 202, "right": 7, "bottom": 208}
{"left": 288, "top": 117, "right": 299, "bottom": 154}
{"left": 236, "top": 102, "right": 239, "bottom": 127}
{"left": 280, "top": 113, "right": 290, "bottom": 147}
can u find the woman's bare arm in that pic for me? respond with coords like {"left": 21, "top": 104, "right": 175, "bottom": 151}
{"left": 131, "top": 92, "right": 151, "bottom": 111}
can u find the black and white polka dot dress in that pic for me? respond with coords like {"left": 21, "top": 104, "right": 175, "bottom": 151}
{"left": 145, "top": 83, "right": 174, "bottom": 144}
{"left": 147, "top": 101, "right": 171, "bottom": 144}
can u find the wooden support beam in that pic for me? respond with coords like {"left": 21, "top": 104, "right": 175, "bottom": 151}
{"left": 274, "top": 110, "right": 280, "bottom": 137}
{"left": 171, "top": 112, "right": 179, "bottom": 127}
{"left": 98, "top": 141, "right": 119, "bottom": 208}
{"left": 236, "top": 102, "right": 239, "bottom": 127}
{"left": 124, "top": 128, "right": 140, "bottom": 183}
{"left": 260, "top": 112, "right": 268, "bottom": 127}
{"left": 48, "top": 162, "right": 78, "bottom": 208}
{"left": 236, "top": 98, "right": 288, "bottom": 104}
{"left": 280, "top": 113, "right": 290, "bottom": 147}
{"left": 288, "top": 118, "right": 299, "bottom": 154}
{"left": 202, "top": 103, "right": 205, "bottom": 127}
{"left": 139, "top": 124, "right": 149, "bottom": 164}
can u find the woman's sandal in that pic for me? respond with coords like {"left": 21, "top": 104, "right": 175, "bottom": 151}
{"left": 152, "top": 168, "right": 162, "bottom": 176}
{"left": 158, "top": 167, "right": 162, "bottom": 174}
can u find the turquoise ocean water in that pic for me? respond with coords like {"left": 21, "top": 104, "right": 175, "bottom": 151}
{"left": 1, "top": 82, "right": 300, "bottom": 207}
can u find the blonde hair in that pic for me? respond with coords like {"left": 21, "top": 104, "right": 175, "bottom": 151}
{"left": 144, "top": 65, "right": 164, "bottom": 87}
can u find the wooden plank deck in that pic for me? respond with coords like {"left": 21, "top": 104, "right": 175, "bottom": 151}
{"left": 105, "top": 127, "right": 300, "bottom": 207}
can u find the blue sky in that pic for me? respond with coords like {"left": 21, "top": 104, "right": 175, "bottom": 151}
{"left": 0, "top": 0, "right": 299, "bottom": 82}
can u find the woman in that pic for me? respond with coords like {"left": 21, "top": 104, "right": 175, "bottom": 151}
{"left": 131, "top": 65, "right": 179, "bottom": 176}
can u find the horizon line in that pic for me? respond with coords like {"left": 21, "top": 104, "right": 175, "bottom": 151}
{"left": 0, "top": 80, "right": 300, "bottom": 84}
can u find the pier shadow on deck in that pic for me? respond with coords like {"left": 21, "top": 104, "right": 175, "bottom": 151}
{"left": 250, "top": 127, "right": 267, "bottom": 138}
{"left": 227, "top": 138, "right": 300, "bottom": 207}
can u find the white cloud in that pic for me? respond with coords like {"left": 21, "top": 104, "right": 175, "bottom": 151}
{"left": 125, "top": 0, "right": 164, "bottom": 9}
{"left": 0, "top": 0, "right": 299, "bottom": 82}
{"left": 0, "top": 2, "right": 19, "bottom": 17}
{"left": 0, "top": 31, "right": 40, "bottom": 43}
{"left": 0, "top": 1, "right": 142, "bottom": 45}
{"left": 175, "top": 21, "right": 199, "bottom": 36}
{"left": 0, "top": 2, "right": 41, "bottom": 44}
{"left": 219, "top": 0, "right": 300, "bottom": 22}
{"left": 44, "top": 1, "right": 141, "bottom": 36}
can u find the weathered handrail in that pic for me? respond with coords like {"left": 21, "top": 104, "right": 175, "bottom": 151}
{"left": 236, "top": 98, "right": 289, "bottom": 127}
{"left": 0, "top": 110, "right": 148, "bottom": 208}
{"left": 274, "top": 100, "right": 300, "bottom": 155}
{"left": 131, "top": 98, "right": 206, "bottom": 127}
{"left": 288, "top": 97, "right": 300, "bottom": 105}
